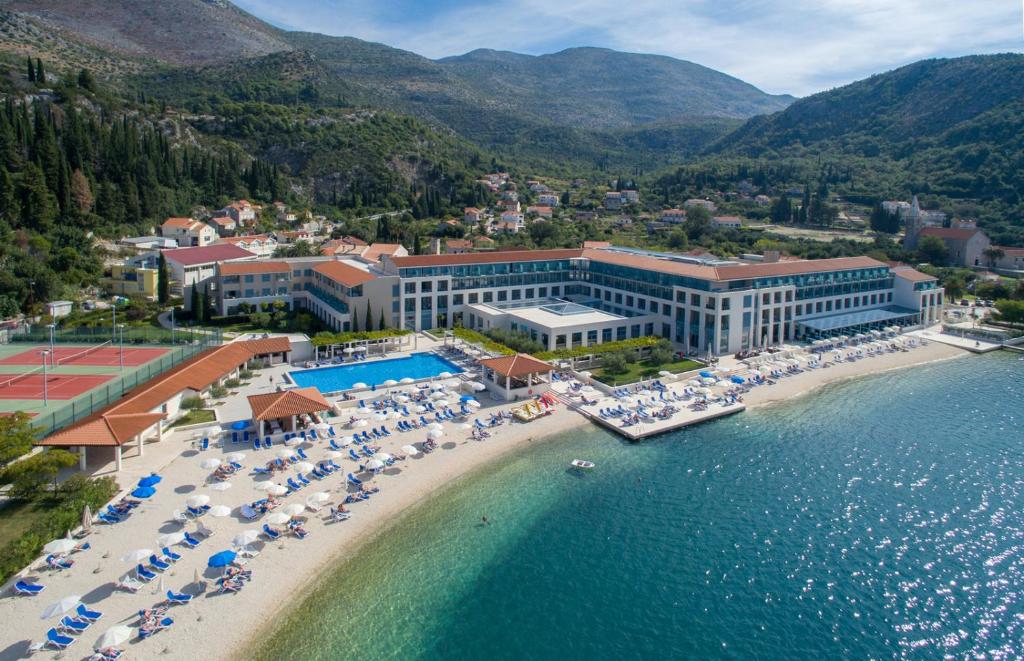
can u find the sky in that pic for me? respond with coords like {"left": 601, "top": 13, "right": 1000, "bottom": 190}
{"left": 232, "top": 0, "right": 1024, "bottom": 96}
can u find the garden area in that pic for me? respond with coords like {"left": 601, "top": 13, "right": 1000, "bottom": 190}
{"left": 589, "top": 339, "right": 703, "bottom": 386}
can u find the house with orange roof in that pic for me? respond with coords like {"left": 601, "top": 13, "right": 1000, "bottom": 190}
{"left": 208, "top": 215, "right": 237, "bottom": 237}
{"left": 160, "top": 217, "right": 216, "bottom": 247}
{"left": 216, "top": 234, "right": 278, "bottom": 258}
{"left": 215, "top": 199, "right": 258, "bottom": 226}
{"left": 526, "top": 205, "right": 553, "bottom": 219}
{"left": 464, "top": 207, "right": 483, "bottom": 224}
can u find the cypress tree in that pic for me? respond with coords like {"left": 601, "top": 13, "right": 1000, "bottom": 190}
{"left": 158, "top": 253, "right": 170, "bottom": 304}
{"left": 35, "top": 59, "right": 44, "bottom": 84}
{"left": 350, "top": 307, "right": 359, "bottom": 333}
{"left": 379, "top": 307, "right": 386, "bottom": 330}
{"left": 365, "top": 301, "right": 373, "bottom": 332}
{"left": 190, "top": 287, "right": 200, "bottom": 319}
{"left": 26, "top": 57, "right": 34, "bottom": 82}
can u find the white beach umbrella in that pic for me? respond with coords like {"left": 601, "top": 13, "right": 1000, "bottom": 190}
{"left": 414, "top": 405, "right": 427, "bottom": 414}
{"left": 208, "top": 505, "right": 232, "bottom": 518}
{"left": 382, "top": 379, "right": 398, "bottom": 387}
{"left": 42, "top": 538, "right": 76, "bottom": 555}
{"left": 199, "top": 458, "right": 221, "bottom": 470}
{"left": 40, "top": 595, "right": 81, "bottom": 620}
{"left": 157, "top": 532, "right": 186, "bottom": 548}
{"left": 276, "top": 448, "right": 295, "bottom": 459}
{"left": 373, "top": 413, "right": 388, "bottom": 422}
{"left": 306, "top": 492, "right": 330, "bottom": 507}
{"left": 353, "top": 419, "right": 368, "bottom": 428}
{"left": 282, "top": 503, "right": 306, "bottom": 517}
{"left": 401, "top": 444, "right": 420, "bottom": 456}
{"left": 232, "top": 530, "right": 260, "bottom": 547}
{"left": 427, "top": 422, "right": 443, "bottom": 431}
{"left": 428, "top": 428, "right": 444, "bottom": 440}
{"left": 211, "top": 481, "right": 232, "bottom": 492}
{"left": 395, "top": 395, "right": 410, "bottom": 404}
{"left": 121, "top": 549, "right": 153, "bottom": 564}
{"left": 466, "top": 400, "right": 481, "bottom": 409}
{"left": 325, "top": 450, "right": 344, "bottom": 460}
{"left": 94, "top": 624, "right": 133, "bottom": 650}
{"left": 285, "top": 436, "right": 303, "bottom": 447}
{"left": 430, "top": 391, "right": 446, "bottom": 400}
{"left": 399, "top": 377, "right": 414, "bottom": 384}
{"left": 338, "top": 435, "right": 355, "bottom": 446}
{"left": 186, "top": 495, "right": 210, "bottom": 508}
{"left": 343, "top": 347, "right": 354, "bottom": 354}
{"left": 295, "top": 461, "right": 316, "bottom": 473}
{"left": 225, "top": 452, "right": 246, "bottom": 463}
{"left": 266, "top": 512, "right": 290, "bottom": 525}
{"left": 365, "top": 459, "right": 385, "bottom": 470}
{"left": 439, "top": 371, "right": 453, "bottom": 379}
{"left": 352, "top": 382, "right": 368, "bottom": 390}
{"left": 434, "top": 399, "right": 449, "bottom": 408}
{"left": 470, "top": 381, "right": 486, "bottom": 392}
{"left": 376, "top": 453, "right": 393, "bottom": 463}
{"left": 255, "top": 481, "right": 279, "bottom": 492}
{"left": 266, "top": 484, "right": 288, "bottom": 497}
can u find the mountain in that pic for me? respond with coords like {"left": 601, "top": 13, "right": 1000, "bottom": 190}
{"left": 438, "top": 47, "right": 793, "bottom": 128}
{"left": 709, "top": 54, "right": 1024, "bottom": 244}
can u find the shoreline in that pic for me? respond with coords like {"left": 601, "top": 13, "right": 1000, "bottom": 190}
{"left": 0, "top": 342, "right": 974, "bottom": 661}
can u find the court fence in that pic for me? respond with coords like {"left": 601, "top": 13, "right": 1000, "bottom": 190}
{"left": 18, "top": 327, "right": 224, "bottom": 439}
{"left": 11, "top": 324, "right": 222, "bottom": 347}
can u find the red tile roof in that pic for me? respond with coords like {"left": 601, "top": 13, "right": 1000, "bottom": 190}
{"left": 582, "top": 241, "right": 611, "bottom": 249}
{"left": 479, "top": 353, "right": 552, "bottom": 378}
{"left": 360, "top": 244, "right": 406, "bottom": 262}
{"left": 391, "top": 249, "right": 583, "bottom": 268}
{"left": 891, "top": 267, "right": 938, "bottom": 282}
{"left": 38, "top": 412, "right": 166, "bottom": 447}
{"left": 162, "top": 245, "right": 256, "bottom": 266}
{"left": 313, "top": 260, "right": 377, "bottom": 287}
{"left": 248, "top": 387, "right": 331, "bottom": 421}
{"left": 218, "top": 261, "right": 290, "bottom": 275}
{"left": 162, "top": 217, "right": 200, "bottom": 229}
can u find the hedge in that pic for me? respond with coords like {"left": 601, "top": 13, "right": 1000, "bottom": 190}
{"left": 536, "top": 336, "right": 662, "bottom": 361}
{"left": 311, "top": 329, "right": 412, "bottom": 347}
{"left": 451, "top": 327, "right": 516, "bottom": 355}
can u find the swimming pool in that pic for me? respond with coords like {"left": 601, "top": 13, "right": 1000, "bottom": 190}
{"left": 289, "top": 353, "right": 463, "bottom": 393}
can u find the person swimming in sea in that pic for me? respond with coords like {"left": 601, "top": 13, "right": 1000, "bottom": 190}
{"left": 482, "top": 515, "right": 490, "bottom": 526}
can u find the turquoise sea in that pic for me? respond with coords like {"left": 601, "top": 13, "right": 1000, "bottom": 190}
{"left": 257, "top": 353, "right": 1024, "bottom": 659}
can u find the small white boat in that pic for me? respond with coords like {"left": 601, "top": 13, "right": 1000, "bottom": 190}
{"left": 570, "top": 459, "right": 595, "bottom": 470}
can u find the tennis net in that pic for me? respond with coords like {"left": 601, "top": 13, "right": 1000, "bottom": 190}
{"left": 55, "top": 341, "right": 113, "bottom": 367}
{"left": 0, "top": 366, "right": 43, "bottom": 390}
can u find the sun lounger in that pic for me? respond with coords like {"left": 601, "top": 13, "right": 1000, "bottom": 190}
{"left": 161, "top": 546, "right": 182, "bottom": 562}
{"left": 329, "top": 460, "right": 343, "bottom": 471}
{"left": 311, "top": 467, "right": 325, "bottom": 479}
{"left": 330, "top": 439, "right": 342, "bottom": 450}
{"left": 165, "top": 590, "right": 193, "bottom": 605}
{"left": 298, "top": 473, "right": 312, "bottom": 486}
{"left": 76, "top": 604, "right": 103, "bottom": 621}
{"left": 183, "top": 532, "right": 202, "bottom": 548}
{"left": 263, "top": 438, "right": 272, "bottom": 449}
{"left": 186, "top": 506, "right": 205, "bottom": 518}
{"left": 138, "top": 617, "right": 173, "bottom": 639}
{"left": 136, "top": 564, "right": 157, "bottom": 581}
{"left": 149, "top": 554, "right": 170, "bottom": 571}
{"left": 287, "top": 477, "right": 303, "bottom": 491}
{"left": 297, "top": 448, "right": 309, "bottom": 460}
{"left": 347, "top": 473, "right": 363, "bottom": 486}
{"left": 46, "top": 628, "right": 76, "bottom": 650}
{"left": 59, "top": 615, "right": 91, "bottom": 633}
{"left": 262, "top": 524, "right": 281, "bottom": 540}
{"left": 14, "top": 580, "right": 44, "bottom": 596}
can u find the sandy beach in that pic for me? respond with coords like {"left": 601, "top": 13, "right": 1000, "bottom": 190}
{"left": 0, "top": 340, "right": 970, "bottom": 661}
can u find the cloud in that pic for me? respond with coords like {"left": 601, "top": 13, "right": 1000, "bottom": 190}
{"left": 233, "top": 0, "right": 1024, "bottom": 95}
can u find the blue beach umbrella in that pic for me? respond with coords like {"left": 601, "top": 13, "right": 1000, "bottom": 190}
{"left": 460, "top": 395, "right": 475, "bottom": 402}
{"left": 131, "top": 486, "right": 156, "bottom": 499}
{"left": 730, "top": 375, "right": 745, "bottom": 384}
{"left": 207, "top": 550, "right": 237, "bottom": 568}
{"left": 699, "top": 370, "right": 715, "bottom": 378}
{"left": 230, "top": 420, "right": 249, "bottom": 431}
{"left": 137, "top": 474, "right": 161, "bottom": 488}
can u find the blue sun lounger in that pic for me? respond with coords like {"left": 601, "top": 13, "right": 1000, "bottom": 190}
{"left": 76, "top": 604, "right": 103, "bottom": 621}
{"left": 287, "top": 477, "right": 303, "bottom": 491}
{"left": 58, "top": 615, "right": 90, "bottom": 633}
{"left": 347, "top": 473, "right": 363, "bottom": 486}
{"left": 46, "top": 628, "right": 75, "bottom": 650}
{"left": 262, "top": 524, "right": 281, "bottom": 540}
{"left": 14, "top": 580, "right": 44, "bottom": 596}
{"left": 348, "top": 449, "right": 360, "bottom": 461}
{"left": 330, "top": 439, "right": 342, "bottom": 450}
{"left": 165, "top": 590, "right": 193, "bottom": 605}
{"left": 183, "top": 532, "right": 202, "bottom": 548}
{"left": 149, "top": 554, "right": 171, "bottom": 571}
{"left": 162, "top": 546, "right": 182, "bottom": 562}
{"left": 136, "top": 564, "right": 157, "bottom": 581}
{"left": 138, "top": 617, "right": 173, "bottom": 640}
{"left": 297, "top": 448, "right": 309, "bottom": 460}
{"left": 297, "top": 473, "right": 312, "bottom": 486}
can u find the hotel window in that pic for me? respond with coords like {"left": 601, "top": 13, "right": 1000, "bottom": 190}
{"left": 539, "top": 287, "right": 547, "bottom": 297}
{"left": 663, "top": 304, "right": 671, "bottom": 315}
{"left": 602, "top": 328, "right": 612, "bottom": 342}
{"left": 785, "top": 291, "right": 793, "bottom": 302}
{"left": 705, "top": 298, "right": 716, "bottom": 310}
{"left": 762, "top": 293, "right": 770, "bottom": 305}
{"left": 644, "top": 323, "right": 654, "bottom": 336}
{"left": 556, "top": 334, "right": 567, "bottom": 348}
{"left": 405, "top": 282, "right": 416, "bottom": 294}
{"left": 587, "top": 330, "right": 598, "bottom": 344}
{"left": 691, "top": 293, "right": 701, "bottom": 306}
{"left": 721, "top": 298, "right": 730, "bottom": 311}
{"left": 293, "top": 270, "right": 302, "bottom": 277}
{"left": 616, "top": 327, "right": 627, "bottom": 341}
{"left": 438, "top": 281, "right": 448, "bottom": 292}
{"left": 421, "top": 297, "right": 432, "bottom": 310}
{"left": 870, "top": 294, "right": 877, "bottom": 304}
{"left": 244, "top": 275, "right": 254, "bottom": 283}
{"left": 614, "top": 293, "right": 623, "bottom": 304}
{"left": 826, "top": 301, "right": 832, "bottom": 312}
{"left": 637, "top": 299, "right": 646, "bottom": 311}
{"left": 626, "top": 296, "right": 634, "bottom": 307}
{"left": 304, "top": 269, "right": 312, "bottom": 277}
{"left": 551, "top": 286, "right": 560, "bottom": 296}
{"left": 815, "top": 302, "right": 823, "bottom": 313}
{"left": 262, "top": 288, "right": 271, "bottom": 296}
{"left": 497, "top": 290, "right": 507, "bottom": 302}
{"left": 261, "top": 274, "right": 271, "bottom": 282}
{"left": 525, "top": 288, "right": 534, "bottom": 299}
{"left": 631, "top": 325, "right": 641, "bottom": 338}
{"left": 886, "top": 292, "right": 893, "bottom": 302}
{"left": 676, "top": 291, "right": 686, "bottom": 303}
{"left": 483, "top": 292, "right": 493, "bottom": 303}
{"left": 469, "top": 293, "right": 479, "bottom": 304}
{"left": 774, "top": 292, "right": 782, "bottom": 304}
{"left": 421, "top": 281, "right": 433, "bottom": 294}
{"left": 572, "top": 332, "right": 582, "bottom": 346}
{"left": 405, "top": 299, "right": 415, "bottom": 311}
{"left": 392, "top": 301, "right": 399, "bottom": 312}
{"left": 392, "top": 285, "right": 400, "bottom": 297}
{"left": 511, "top": 290, "right": 521, "bottom": 300}
{"left": 604, "top": 290, "right": 611, "bottom": 301}
{"left": 453, "top": 294, "right": 464, "bottom": 305}
{"left": 245, "top": 289, "right": 254, "bottom": 297}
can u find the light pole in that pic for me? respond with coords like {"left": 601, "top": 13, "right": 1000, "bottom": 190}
{"left": 47, "top": 323, "right": 56, "bottom": 367}
{"left": 170, "top": 306, "right": 175, "bottom": 344}
{"left": 111, "top": 300, "right": 117, "bottom": 342}
{"left": 118, "top": 324, "right": 125, "bottom": 370}
{"left": 40, "top": 350, "right": 49, "bottom": 405}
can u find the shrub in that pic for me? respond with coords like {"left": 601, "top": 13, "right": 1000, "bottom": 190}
{"left": 451, "top": 327, "right": 515, "bottom": 355}
{"left": 181, "top": 396, "right": 205, "bottom": 410}
{"left": 224, "top": 378, "right": 241, "bottom": 388}
{"left": 602, "top": 351, "right": 629, "bottom": 374}
{"left": 535, "top": 336, "right": 660, "bottom": 361}
{"left": 209, "top": 384, "right": 228, "bottom": 399}
{"left": 239, "top": 369, "right": 254, "bottom": 380}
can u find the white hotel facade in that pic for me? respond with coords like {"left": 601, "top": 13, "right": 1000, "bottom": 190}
{"left": 209, "top": 246, "right": 943, "bottom": 357}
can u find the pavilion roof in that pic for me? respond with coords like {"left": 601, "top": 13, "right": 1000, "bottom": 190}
{"left": 478, "top": 353, "right": 552, "bottom": 378}
{"left": 248, "top": 387, "right": 330, "bottom": 421}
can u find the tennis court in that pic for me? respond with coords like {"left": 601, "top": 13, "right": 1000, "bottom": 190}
{"left": 0, "top": 373, "right": 115, "bottom": 400}
{"left": 0, "top": 343, "right": 169, "bottom": 367}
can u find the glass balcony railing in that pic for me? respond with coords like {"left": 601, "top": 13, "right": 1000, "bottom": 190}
{"left": 304, "top": 284, "right": 350, "bottom": 314}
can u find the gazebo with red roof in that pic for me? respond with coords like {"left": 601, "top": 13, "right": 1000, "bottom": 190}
{"left": 477, "top": 353, "right": 553, "bottom": 401}
{"left": 247, "top": 386, "right": 332, "bottom": 439}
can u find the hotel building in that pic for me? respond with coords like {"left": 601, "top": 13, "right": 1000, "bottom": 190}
{"left": 209, "top": 246, "right": 943, "bottom": 356}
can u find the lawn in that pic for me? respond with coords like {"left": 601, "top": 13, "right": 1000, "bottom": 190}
{"left": 593, "top": 358, "right": 703, "bottom": 386}
{"left": 169, "top": 409, "right": 217, "bottom": 428}
{"left": 0, "top": 499, "right": 51, "bottom": 543}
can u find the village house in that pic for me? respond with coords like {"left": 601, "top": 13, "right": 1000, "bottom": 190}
{"left": 208, "top": 216, "right": 237, "bottom": 237}
{"left": 214, "top": 200, "right": 258, "bottom": 227}
{"left": 713, "top": 215, "right": 743, "bottom": 229}
{"left": 604, "top": 192, "right": 623, "bottom": 210}
{"left": 273, "top": 229, "right": 313, "bottom": 245}
{"left": 464, "top": 207, "right": 483, "bottom": 224}
{"left": 684, "top": 198, "right": 717, "bottom": 212}
{"left": 159, "top": 217, "right": 216, "bottom": 247}
{"left": 443, "top": 238, "right": 473, "bottom": 254}
{"left": 754, "top": 195, "right": 771, "bottom": 207}
{"left": 536, "top": 193, "right": 559, "bottom": 207}
{"left": 661, "top": 209, "right": 687, "bottom": 224}
{"left": 526, "top": 205, "right": 554, "bottom": 219}
{"left": 216, "top": 234, "right": 279, "bottom": 259}
{"left": 499, "top": 210, "right": 525, "bottom": 229}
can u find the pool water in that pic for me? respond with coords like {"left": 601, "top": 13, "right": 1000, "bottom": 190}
{"left": 289, "top": 353, "right": 462, "bottom": 393}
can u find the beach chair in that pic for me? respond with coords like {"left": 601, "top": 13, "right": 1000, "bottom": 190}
{"left": 360, "top": 431, "right": 372, "bottom": 443}
{"left": 183, "top": 532, "right": 202, "bottom": 548}
{"left": 348, "top": 449, "right": 360, "bottom": 461}
{"left": 347, "top": 473, "right": 363, "bottom": 486}
{"left": 14, "top": 580, "right": 44, "bottom": 596}
{"left": 328, "top": 426, "right": 337, "bottom": 437}
{"left": 165, "top": 590, "right": 193, "bottom": 606}
{"left": 46, "top": 628, "right": 76, "bottom": 650}
{"left": 76, "top": 604, "right": 103, "bottom": 622}
{"left": 420, "top": 416, "right": 430, "bottom": 427}
{"left": 243, "top": 431, "right": 250, "bottom": 442}
{"left": 329, "top": 460, "right": 343, "bottom": 472}
{"left": 287, "top": 477, "right": 303, "bottom": 492}
{"left": 253, "top": 439, "right": 261, "bottom": 451}
{"left": 138, "top": 617, "right": 173, "bottom": 640}
{"left": 161, "top": 546, "right": 182, "bottom": 562}
{"left": 149, "top": 554, "right": 171, "bottom": 571}
{"left": 288, "top": 455, "right": 298, "bottom": 464}
{"left": 263, "top": 438, "right": 272, "bottom": 449}
{"left": 474, "top": 419, "right": 487, "bottom": 430}
{"left": 186, "top": 506, "right": 206, "bottom": 518}
{"left": 311, "top": 467, "right": 325, "bottom": 480}
{"left": 262, "top": 524, "right": 281, "bottom": 540}
{"left": 329, "top": 439, "right": 341, "bottom": 450}
{"left": 98, "top": 512, "right": 121, "bottom": 525}
{"left": 361, "top": 446, "right": 374, "bottom": 457}
{"left": 297, "top": 448, "right": 309, "bottom": 460}
{"left": 381, "top": 425, "right": 391, "bottom": 436}
{"left": 297, "top": 473, "right": 312, "bottom": 486}
{"left": 58, "top": 615, "right": 91, "bottom": 634}
{"left": 136, "top": 564, "right": 157, "bottom": 582}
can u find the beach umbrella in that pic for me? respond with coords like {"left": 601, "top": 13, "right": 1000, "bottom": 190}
{"left": 365, "top": 459, "right": 385, "bottom": 470}
{"left": 137, "top": 474, "right": 162, "bottom": 488}
{"left": 427, "top": 422, "right": 443, "bottom": 431}
{"left": 401, "top": 444, "right": 420, "bottom": 456}
{"left": 699, "top": 370, "right": 715, "bottom": 378}
{"left": 459, "top": 395, "right": 475, "bottom": 402}
{"left": 40, "top": 595, "right": 81, "bottom": 620}
{"left": 730, "top": 375, "right": 745, "bottom": 384}
{"left": 94, "top": 624, "right": 133, "bottom": 650}
{"left": 157, "top": 532, "right": 185, "bottom": 548}
{"left": 430, "top": 390, "right": 447, "bottom": 401}
{"left": 200, "top": 458, "right": 221, "bottom": 470}
{"left": 658, "top": 370, "right": 673, "bottom": 378}
{"left": 399, "top": 377, "right": 414, "bottom": 384}
{"left": 277, "top": 448, "right": 295, "bottom": 459}
{"left": 208, "top": 505, "right": 232, "bottom": 518}
{"left": 466, "top": 400, "right": 481, "bottom": 409}
{"left": 267, "top": 484, "right": 288, "bottom": 497}
{"left": 382, "top": 379, "right": 398, "bottom": 387}
{"left": 121, "top": 549, "right": 153, "bottom": 564}
{"left": 414, "top": 405, "right": 427, "bottom": 414}
{"left": 439, "top": 371, "right": 453, "bottom": 379}
{"left": 352, "top": 382, "right": 368, "bottom": 390}
{"left": 131, "top": 486, "right": 156, "bottom": 499}
{"left": 470, "top": 382, "right": 486, "bottom": 392}
{"left": 207, "top": 550, "right": 237, "bottom": 568}
{"left": 42, "top": 538, "right": 77, "bottom": 555}
{"left": 373, "top": 413, "right": 388, "bottom": 422}
{"left": 353, "top": 419, "right": 368, "bottom": 428}
{"left": 282, "top": 503, "right": 305, "bottom": 517}
{"left": 338, "top": 435, "right": 355, "bottom": 446}
{"left": 255, "top": 482, "right": 278, "bottom": 492}
{"left": 232, "top": 530, "right": 260, "bottom": 548}
{"left": 428, "top": 429, "right": 444, "bottom": 440}
{"left": 226, "top": 452, "right": 246, "bottom": 463}
{"left": 434, "top": 399, "right": 449, "bottom": 408}
{"left": 295, "top": 461, "right": 315, "bottom": 473}
{"left": 325, "top": 451, "right": 344, "bottom": 460}
{"left": 211, "top": 481, "right": 232, "bottom": 492}
{"left": 231, "top": 421, "right": 249, "bottom": 431}
{"left": 81, "top": 505, "right": 92, "bottom": 533}
{"left": 377, "top": 453, "right": 393, "bottom": 463}
{"left": 342, "top": 347, "right": 354, "bottom": 354}
{"left": 395, "top": 395, "right": 410, "bottom": 404}
{"left": 306, "top": 492, "right": 330, "bottom": 508}
{"left": 266, "top": 512, "right": 291, "bottom": 525}
{"left": 285, "top": 436, "right": 303, "bottom": 447}
{"left": 701, "top": 377, "right": 717, "bottom": 385}
{"left": 186, "top": 495, "right": 210, "bottom": 508}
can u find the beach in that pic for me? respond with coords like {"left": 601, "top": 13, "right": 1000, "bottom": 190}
{"left": 0, "top": 340, "right": 970, "bottom": 661}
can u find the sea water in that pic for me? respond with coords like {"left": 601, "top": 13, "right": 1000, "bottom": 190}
{"left": 258, "top": 352, "right": 1024, "bottom": 659}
